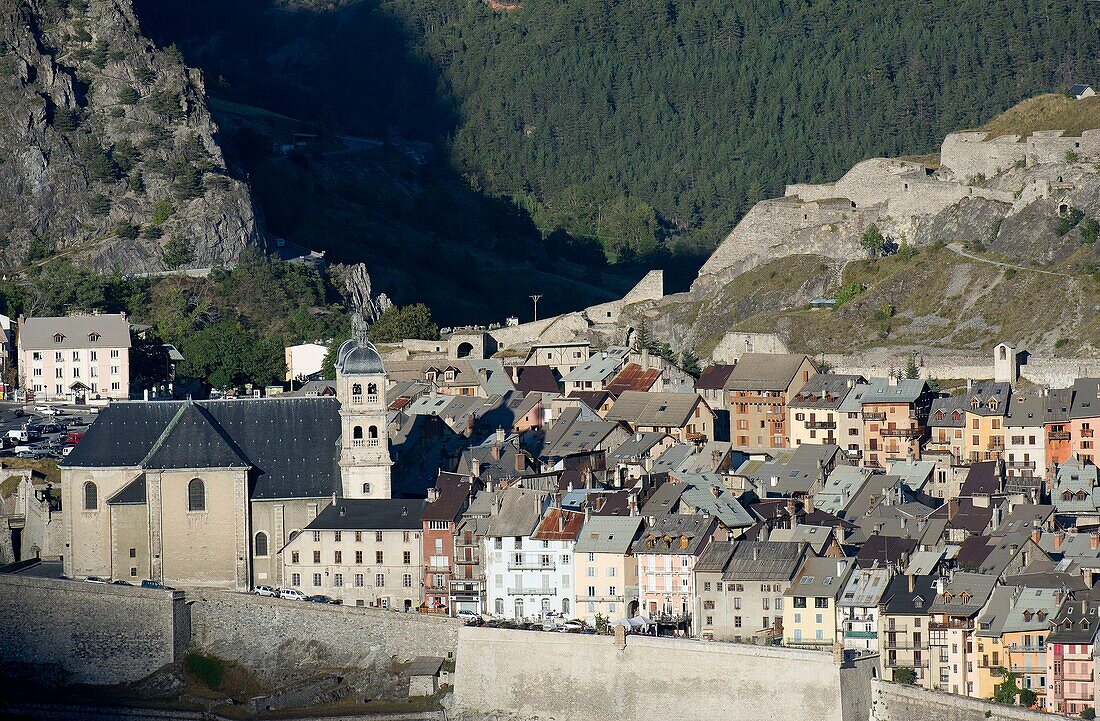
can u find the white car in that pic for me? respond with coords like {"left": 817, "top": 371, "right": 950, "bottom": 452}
{"left": 253, "top": 584, "right": 278, "bottom": 597}
{"left": 35, "top": 406, "right": 60, "bottom": 416}
{"left": 456, "top": 610, "right": 481, "bottom": 621}
{"left": 279, "top": 588, "right": 309, "bottom": 601}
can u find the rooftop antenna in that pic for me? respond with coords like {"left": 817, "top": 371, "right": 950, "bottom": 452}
{"left": 530, "top": 295, "right": 543, "bottom": 322}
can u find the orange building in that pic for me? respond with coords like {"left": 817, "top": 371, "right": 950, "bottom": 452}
{"left": 849, "top": 378, "right": 934, "bottom": 469}
{"left": 421, "top": 474, "right": 471, "bottom": 614}
{"left": 962, "top": 382, "right": 1011, "bottom": 464}
{"left": 725, "top": 353, "right": 816, "bottom": 448}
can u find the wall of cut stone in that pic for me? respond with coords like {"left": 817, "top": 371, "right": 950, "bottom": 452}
{"left": 188, "top": 591, "right": 461, "bottom": 680}
{"left": 451, "top": 626, "right": 871, "bottom": 721}
{"left": 0, "top": 575, "right": 184, "bottom": 685}
{"left": 870, "top": 680, "right": 1050, "bottom": 721}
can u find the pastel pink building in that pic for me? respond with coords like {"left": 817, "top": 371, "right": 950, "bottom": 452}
{"left": 18, "top": 314, "right": 132, "bottom": 402}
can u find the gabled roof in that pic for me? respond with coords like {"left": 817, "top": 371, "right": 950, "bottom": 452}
{"left": 880, "top": 573, "right": 937, "bottom": 615}
{"left": 531, "top": 507, "right": 585, "bottom": 541}
{"left": 1070, "top": 378, "right": 1100, "bottom": 420}
{"left": 1069, "top": 83, "right": 1093, "bottom": 95}
{"left": 561, "top": 348, "right": 630, "bottom": 383}
{"left": 485, "top": 487, "right": 548, "bottom": 537}
{"left": 423, "top": 474, "right": 471, "bottom": 522}
{"left": 789, "top": 374, "right": 865, "bottom": 410}
{"left": 723, "top": 353, "right": 811, "bottom": 391}
{"left": 930, "top": 572, "right": 998, "bottom": 616}
{"left": 962, "top": 381, "right": 1011, "bottom": 417}
{"left": 695, "top": 364, "right": 735, "bottom": 391}
{"left": 929, "top": 396, "right": 968, "bottom": 427}
{"left": 19, "top": 314, "right": 131, "bottom": 350}
{"left": 605, "top": 363, "right": 661, "bottom": 395}
{"left": 566, "top": 390, "right": 613, "bottom": 412}
{"left": 855, "top": 534, "right": 918, "bottom": 569}
{"left": 106, "top": 475, "right": 146, "bottom": 505}
{"left": 631, "top": 514, "right": 717, "bottom": 555}
{"left": 63, "top": 398, "right": 343, "bottom": 500}
{"left": 605, "top": 391, "right": 705, "bottom": 429}
{"left": 695, "top": 540, "right": 737, "bottom": 573}
{"left": 640, "top": 480, "right": 754, "bottom": 529}
{"left": 574, "top": 515, "right": 644, "bottom": 554}
{"left": 305, "top": 499, "right": 426, "bottom": 531}
{"left": 853, "top": 377, "right": 928, "bottom": 405}
{"left": 512, "top": 366, "right": 561, "bottom": 394}
{"left": 785, "top": 556, "right": 855, "bottom": 598}
{"left": 838, "top": 567, "right": 891, "bottom": 608}
{"left": 960, "top": 461, "right": 1002, "bottom": 496}
{"left": 722, "top": 540, "right": 806, "bottom": 581}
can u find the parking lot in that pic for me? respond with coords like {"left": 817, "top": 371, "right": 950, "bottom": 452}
{"left": 0, "top": 401, "right": 101, "bottom": 460}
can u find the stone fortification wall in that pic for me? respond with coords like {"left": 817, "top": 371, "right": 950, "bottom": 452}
{"left": 870, "top": 680, "right": 1050, "bottom": 721}
{"left": 189, "top": 591, "right": 460, "bottom": 679}
{"left": 711, "top": 332, "right": 790, "bottom": 363}
{"left": 825, "top": 350, "right": 1100, "bottom": 388}
{"left": 941, "top": 132, "right": 1029, "bottom": 180}
{"left": 450, "top": 626, "right": 873, "bottom": 721}
{"left": 0, "top": 575, "right": 186, "bottom": 685}
{"left": 693, "top": 197, "right": 870, "bottom": 291}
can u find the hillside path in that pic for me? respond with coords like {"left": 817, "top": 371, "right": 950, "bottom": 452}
{"left": 946, "top": 242, "right": 1073, "bottom": 278}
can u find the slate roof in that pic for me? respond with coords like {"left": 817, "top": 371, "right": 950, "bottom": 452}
{"left": 106, "top": 475, "right": 146, "bottom": 505}
{"left": 1044, "top": 387, "right": 1075, "bottom": 423}
{"left": 1070, "top": 378, "right": 1100, "bottom": 420}
{"left": 605, "top": 391, "right": 705, "bottom": 428}
{"left": 880, "top": 574, "right": 937, "bottom": 615}
{"left": 561, "top": 349, "right": 630, "bottom": 383}
{"left": 929, "top": 572, "right": 998, "bottom": 616}
{"left": 1069, "top": 84, "right": 1094, "bottom": 96}
{"left": 540, "top": 407, "right": 622, "bottom": 458}
{"left": 855, "top": 535, "right": 918, "bottom": 569}
{"left": 19, "top": 314, "right": 131, "bottom": 350}
{"left": 605, "top": 363, "right": 661, "bottom": 395}
{"left": 788, "top": 374, "right": 864, "bottom": 410}
{"left": 695, "top": 364, "right": 735, "bottom": 391}
{"left": 485, "top": 488, "right": 548, "bottom": 537}
{"left": 574, "top": 516, "right": 643, "bottom": 554}
{"left": 1004, "top": 392, "right": 1048, "bottom": 427}
{"left": 767, "top": 525, "right": 836, "bottom": 555}
{"left": 785, "top": 557, "right": 855, "bottom": 598}
{"left": 723, "top": 353, "right": 810, "bottom": 391}
{"left": 743, "top": 444, "right": 840, "bottom": 496}
{"left": 722, "top": 540, "right": 806, "bottom": 581}
{"left": 512, "top": 366, "right": 561, "bottom": 394}
{"left": 305, "top": 499, "right": 427, "bottom": 530}
{"left": 960, "top": 461, "right": 1002, "bottom": 496}
{"left": 929, "top": 396, "right": 967, "bottom": 428}
{"left": 631, "top": 514, "right": 716, "bottom": 555}
{"left": 695, "top": 540, "right": 737, "bottom": 573}
{"left": 63, "top": 398, "right": 342, "bottom": 500}
{"left": 854, "top": 377, "right": 928, "bottom": 405}
{"left": 640, "top": 480, "right": 754, "bottom": 529}
{"left": 1049, "top": 597, "right": 1100, "bottom": 644}
{"left": 406, "top": 657, "right": 445, "bottom": 678}
{"left": 608, "top": 432, "right": 670, "bottom": 462}
{"left": 838, "top": 567, "right": 891, "bottom": 608}
{"left": 960, "top": 381, "right": 1011, "bottom": 417}
{"left": 423, "top": 474, "right": 471, "bottom": 522}
{"left": 566, "top": 390, "right": 613, "bottom": 413}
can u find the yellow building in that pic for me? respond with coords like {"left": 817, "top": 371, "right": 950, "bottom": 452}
{"left": 963, "top": 382, "right": 1011, "bottom": 463}
{"left": 573, "top": 515, "right": 643, "bottom": 624}
{"left": 928, "top": 573, "right": 998, "bottom": 696}
{"left": 974, "top": 586, "right": 1063, "bottom": 707}
{"left": 783, "top": 556, "right": 855, "bottom": 648}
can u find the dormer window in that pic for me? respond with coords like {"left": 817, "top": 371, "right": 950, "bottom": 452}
{"left": 53, "top": 333, "right": 65, "bottom": 343}
{"left": 445, "top": 370, "right": 456, "bottom": 382}
{"left": 426, "top": 370, "right": 438, "bottom": 382}
{"left": 935, "top": 410, "right": 944, "bottom": 421}
{"left": 952, "top": 411, "right": 961, "bottom": 421}
{"left": 988, "top": 398, "right": 998, "bottom": 411}
{"left": 88, "top": 332, "right": 100, "bottom": 342}
{"left": 970, "top": 398, "right": 979, "bottom": 409}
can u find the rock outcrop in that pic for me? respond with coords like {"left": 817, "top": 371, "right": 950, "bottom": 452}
{"left": 0, "top": 0, "right": 260, "bottom": 273}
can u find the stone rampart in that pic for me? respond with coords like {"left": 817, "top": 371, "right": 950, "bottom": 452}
{"left": 870, "top": 680, "right": 1050, "bottom": 721}
{"left": 450, "top": 626, "right": 874, "bottom": 721}
{"left": 189, "top": 591, "right": 461, "bottom": 679}
{"left": 825, "top": 350, "right": 1100, "bottom": 388}
{"left": 941, "top": 132, "right": 1028, "bottom": 181}
{"left": 0, "top": 575, "right": 186, "bottom": 685}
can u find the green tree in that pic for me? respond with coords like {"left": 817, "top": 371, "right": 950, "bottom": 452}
{"left": 118, "top": 85, "right": 139, "bottom": 105}
{"left": 680, "top": 348, "right": 701, "bottom": 377}
{"left": 860, "top": 226, "right": 886, "bottom": 258}
{"left": 1081, "top": 707, "right": 1095, "bottom": 720}
{"left": 172, "top": 166, "right": 204, "bottom": 199}
{"left": 51, "top": 110, "right": 78, "bottom": 131}
{"left": 904, "top": 354, "right": 919, "bottom": 379}
{"left": 993, "top": 667, "right": 1021, "bottom": 704}
{"left": 178, "top": 319, "right": 285, "bottom": 390}
{"left": 161, "top": 236, "right": 195, "bottom": 268}
{"left": 1081, "top": 218, "right": 1098, "bottom": 245}
{"left": 368, "top": 304, "right": 440, "bottom": 343}
{"left": 1018, "top": 688, "right": 1037, "bottom": 708}
{"left": 152, "top": 199, "right": 175, "bottom": 225}
{"left": 892, "top": 667, "right": 917, "bottom": 685}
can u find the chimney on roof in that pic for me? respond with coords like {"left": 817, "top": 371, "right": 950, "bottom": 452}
{"left": 515, "top": 452, "right": 526, "bottom": 473}
{"left": 888, "top": 375, "right": 899, "bottom": 387}
{"left": 585, "top": 504, "right": 591, "bottom": 523}
{"left": 558, "top": 510, "right": 565, "bottom": 533}
{"left": 428, "top": 487, "right": 441, "bottom": 503}
{"left": 595, "top": 495, "right": 606, "bottom": 511}
{"left": 472, "top": 458, "right": 482, "bottom": 478}
{"left": 641, "top": 348, "right": 650, "bottom": 370}
{"left": 947, "top": 498, "right": 959, "bottom": 521}
{"left": 710, "top": 485, "right": 720, "bottom": 498}
{"left": 1055, "top": 530, "right": 1065, "bottom": 551}
{"left": 628, "top": 494, "right": 637, "bottom": 516}
{"left": 1091, "top": 531, "right": 1099, "bottom": 551}
{"left": 759, "top": 523, "right": 770, "bottom": 542}
{"left": 496, "top": 426, "right": 506, "bottom": 444}
{"left": 339, "top": 506, "right": 346, "bottom": 517}
{"left": 753, "top": 546, "right": 760, "bottom": 561}
{"left": 711, "top": 449, "right": 721, "bottom": 471}
{"left": 1032, "top": 526, "right": 1041, "bottom": 544}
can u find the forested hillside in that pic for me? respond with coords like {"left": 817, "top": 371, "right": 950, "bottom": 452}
{"left": 134, "top": 0, "right": 1099, "bottom": 268}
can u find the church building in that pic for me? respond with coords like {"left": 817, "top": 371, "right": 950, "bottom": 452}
{"left": 60, "top": 336, "right": 392, "bottom": 591}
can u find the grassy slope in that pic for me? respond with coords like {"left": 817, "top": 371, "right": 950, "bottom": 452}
{"left": 979, "top": 93, "right": 1100, "bottom": 139}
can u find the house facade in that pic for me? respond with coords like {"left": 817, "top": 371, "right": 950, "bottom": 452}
{"left": 18, "top": 314, "right": 132, "bottom": 401}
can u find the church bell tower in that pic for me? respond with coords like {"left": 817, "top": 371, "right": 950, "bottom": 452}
{"left": 335, "top": 320, "right": 392, "bottom": 499}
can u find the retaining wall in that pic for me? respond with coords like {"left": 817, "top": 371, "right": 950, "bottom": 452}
{"left": 870, "top": 680, "right": 1051, "bottom": 721}
{"left": 451, "top": 626, "right": 874, "bottom": 721}
{"left": 188, "top": 591, "right": 461, "bottom": 679}
{"left": 0, "top": 575, "right": 186, "bottom": 685}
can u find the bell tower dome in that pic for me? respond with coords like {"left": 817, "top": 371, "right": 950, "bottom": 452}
{"left": 335, "top": 323, "right": 391, "bottom": 499}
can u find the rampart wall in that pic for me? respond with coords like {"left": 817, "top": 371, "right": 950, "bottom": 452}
{"left": 870, "top": 680, "right": 1051, "bottom": 721}
{"left": 825, "top": 351, "right": 1100, "bottom": 388}
{"left": 189, "top": 591, "right": 461, "bottom": 679}
{"left": 0, "top": 575, "right": 187, "bottom": 685}
{"left": 450, "top": 626, "right": 875, "bottom": 721}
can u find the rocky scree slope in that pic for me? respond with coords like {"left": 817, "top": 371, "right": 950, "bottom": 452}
{"left": 0, "top": 0, "right": 259, "bottom": 273}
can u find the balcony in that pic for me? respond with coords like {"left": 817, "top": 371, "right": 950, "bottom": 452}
{"left": 507, "top": 587, "right": 557, "bottom": 596}
{"left": 508, "top": 562, "right": 556, "bottom": 571}
{"left": 806, "top": 420, "right": 837, "bottom": 429}
{"left": 1084, "top": 429, "right": 1095, "bottom": 438}
{"left": 930, "top": 619, "right": 973, "bottom": 631}
{"left": 766, "top": 409, "right": 785, "bottom": 418}
{"left": 885, "top": 659, "right": 930, "bottom": 669}
{"left": 863, "top": 412, "right": 887, "bottom": 422}
{"left": 845, "top": 630, "right": 878, "bottom": 639}
{"left": 1050, "top": 431, "right": 1071, "bottom": 441}
{"left": 425, "top": 563, "right": 451, "bottom": 572}
{"left": 366, "top": 394, "right": 379, "bottom": 405}
{"left": 883, "top": 639, "right": 918, "bottom": 650}
{"left": 880, "top": 427, "right": 921, "bottom": 438}
{"left": 1060, "top": 671, "right": 1095, "bottom": 682}
{"left": 987, "top": 438, "right": 1005, "bottom": 450}
{"left": 577, "top": 595, "right": 625, "bottom": 603}
{"left": 1006, "top": 460, "right": 1036, "bottom": 469}
{"left": 424, "top": 584, "right": 449, "bottom": 593}
{"left": 455, "top": 556, "right": 480, "bottom": 565}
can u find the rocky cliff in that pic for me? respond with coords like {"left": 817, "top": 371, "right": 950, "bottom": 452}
{"left": 0, "top": 0, "right": 260, "bottom": 273}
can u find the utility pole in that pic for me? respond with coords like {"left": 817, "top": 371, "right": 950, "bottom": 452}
{"left": 530, "top": 295, "right": 543, "bottom": 322}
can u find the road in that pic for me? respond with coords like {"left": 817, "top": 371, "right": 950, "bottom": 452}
{"left": 946, "top": 242, "right": 1073, "bottom": 277}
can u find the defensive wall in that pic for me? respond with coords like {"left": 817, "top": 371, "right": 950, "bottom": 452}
{"left": 188, "top": 591, "right": 460, "bottom": 679}
{"left": 450, "top": 625, "right": 876, "bottom": 721}
{"left": 870, "top": 679, "right": 1051, "bottom": 721}
{"left": 0, "top": 574, "right": 188, "bottom": 685}
{"left": 825, "top": 350, "right": 1100, "bottom": 388}
{"left": 940, "top": 129, "right": 1100, "bottom": 182}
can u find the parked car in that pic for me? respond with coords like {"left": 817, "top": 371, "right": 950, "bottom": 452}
{"left": 253, "top": 584, "right": 279, "bottom": 597}
{"left": 140, "top": 580, "right": 174, "bottom": 590}
{"left": 35, "top": 406, "right": 60, "bottom": 416}
{"left": 84, "top": 576, "right": 109, "bottom": 584}
{"left": 279, "top": 588, "right": 309, "bottom": 601}
{"left": 111, "top": 579, "right": 133, "bottom": 586}
{"left": 559, "top": 620, "right": 587, "bottom": 633}
{"left": 16, "top": 448, "right": 46, "bottom": 459}
{"left": 456, "top": 610, "right": 481, "bottom": 621}
{"left": 308, "top": 594, "right": 341, "bottom": 604}
{"left": 61, "top": 446, "right": 75, "bottom": 457}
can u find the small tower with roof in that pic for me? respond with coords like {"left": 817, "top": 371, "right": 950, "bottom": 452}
{"left": 335, "top": 315, "right": 392, "bottom": 499}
